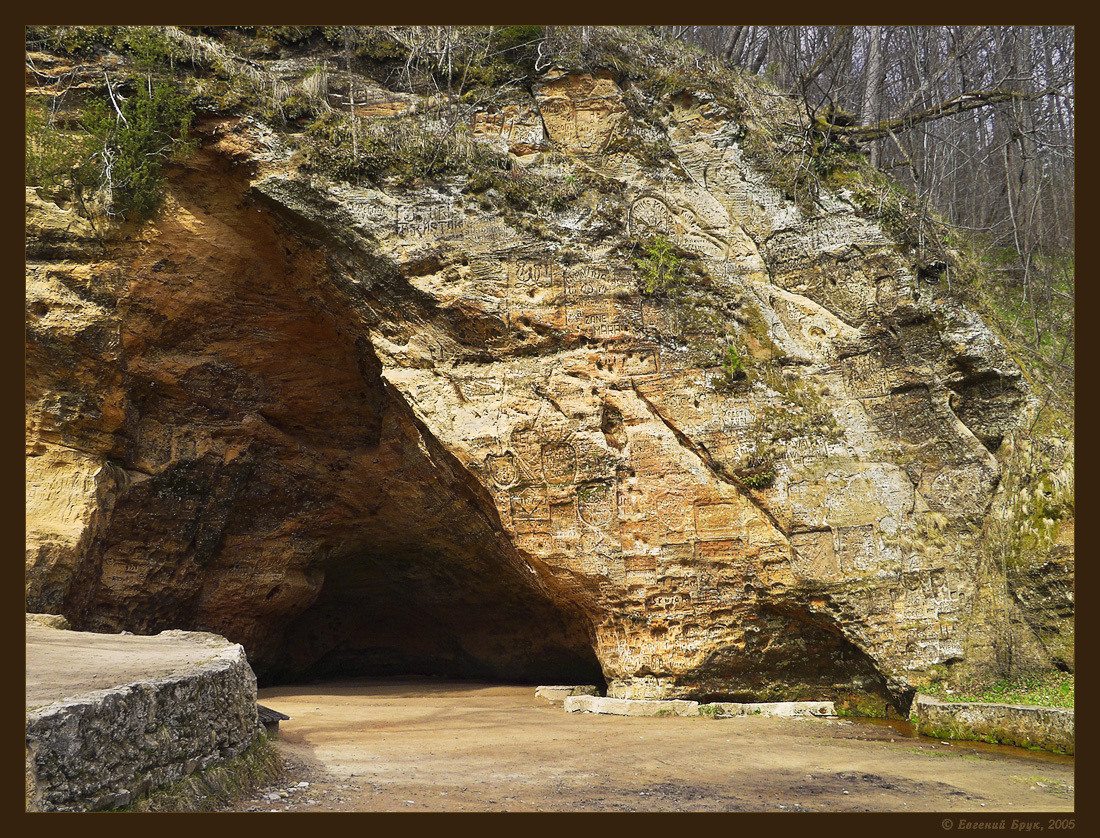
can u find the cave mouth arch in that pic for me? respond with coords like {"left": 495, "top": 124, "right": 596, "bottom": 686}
{"left": 39, "top": 144, "right": 901, "bottom": 709}
{"left": 38, "top": 146, "right": 608, "bottom": 696}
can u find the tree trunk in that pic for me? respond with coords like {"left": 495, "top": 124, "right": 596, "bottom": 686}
{"left": 750, "top": 32, "right": 770, "bottom": 76}
{"left": 860, "top": 26, "right": 885, "bottom": 166}
{"left": 721, "top": 26, "right": 743, "bottom": 62}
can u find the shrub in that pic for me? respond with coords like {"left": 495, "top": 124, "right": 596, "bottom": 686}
{"left": 634, "top": 234, "right": 689, "bottom": 296}
{"left": 494, "top": 25, "right": 545, "bottom": 55}
{"left": 733, "top": 448, "right": 777, "bottom": 490}
{"left": 83, "top": 79, "right": 198, "bottom": 219}
{"left": 721, "top": 343, "right": 745, "bottom": 382}
{"left": 26, "top": 27, "right": 198, "bottom": 220}
{"left": 295, "top": 113, "right": 503, "bottom": 185}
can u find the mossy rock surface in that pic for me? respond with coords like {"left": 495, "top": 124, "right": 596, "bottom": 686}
{"left": 122, "top": 735, "right": 283, "bottom": 812}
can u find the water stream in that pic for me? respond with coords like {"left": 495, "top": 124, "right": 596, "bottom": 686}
{"left": 847, "top": 716, "right": 1075, "bottom": 765}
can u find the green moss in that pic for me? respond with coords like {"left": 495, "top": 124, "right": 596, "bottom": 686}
{"left": 834, "top": 693, "right": 898, "bottom": 719}
{"left": 27, "top": 26, "right": 191, "bottom": 72}
{"left": 27, "top": 25, "right": 115, "bottom": 56}
{"left": 25, "top": 100, "right": 102, "bottom": 192}
{"left": 256, "top": 26, "right": 321, "bottom": 47}
{"left": 116, "top": 734, "right": 283, "bottom": 812}
{"left": 356, "top": 33, "right": 408, "bottom": 62}
{"left": 916, "top": 717, "right": 1071, "bottom": 755}
{"left": 494, "top": 25, "right": 545, "bottom": 55}
{"left": 576, "top": 482, "right": 611, "bottom": 501}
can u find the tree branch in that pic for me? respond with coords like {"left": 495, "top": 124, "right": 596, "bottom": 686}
{"left": 816, "top": 88, "right": 1054, "bottom": 142}
{"left": 103, "top": 72, "right": 128, "bottom": 126}
{"left": 797, "top": 26, "right": 851, "bottom": 100}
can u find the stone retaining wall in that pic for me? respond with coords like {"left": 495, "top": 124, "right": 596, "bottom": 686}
{"left": 914, "top": 694, "right": 1074, "bottom": 755}
{"left": 26, "top": 631, "right": 265, "bottom": 811}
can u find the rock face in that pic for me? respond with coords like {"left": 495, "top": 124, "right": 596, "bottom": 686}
{"left": 26, "top": 59, "right": 1057, "bottom": 713}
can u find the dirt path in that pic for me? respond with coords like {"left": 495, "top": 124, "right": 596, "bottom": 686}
{"left": 225, "top": 677, "right": 1074, "bottom": 813}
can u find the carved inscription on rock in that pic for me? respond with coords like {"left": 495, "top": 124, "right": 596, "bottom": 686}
{"left": 542, "top": 441, "right": 579, "bottom": 485}
{"left": 628, "top": 194, "right": 676, "bottom": 238}
{"left": 654, "top": 492, "right": 692, "bottom": 536}
{"left": 393, "top": 204, "right": 463, "bottom": 238}
{"left": 694, "top": 499, "right": 751, "bottom": 540}
{"left": 596, "top": 345, "right": 661, "bottom": 378}
{"left": 835, "top": 524, "right": 880, "bottom": 572}
{"left": 487, "top": 452, "right": 519, "bottom": 488}
{"left": 577, "top": 482, "right": 617, "bottom": 527}
{"left": 564, "top": 263, "right": 633, "bottom": 301}
{"left": 790, "top": 530, "right": 839, "bottom": 581}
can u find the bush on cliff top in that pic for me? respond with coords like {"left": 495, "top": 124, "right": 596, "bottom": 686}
{"left": 26, "top": 26, "right": 199, "bottom": 221}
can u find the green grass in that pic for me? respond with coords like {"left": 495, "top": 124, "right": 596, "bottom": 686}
{"left": 1011, "top": 775, "right": 1074, "bottom": 795}
{"left": 920, "top": 672, "right": 1074, "bottom": 709}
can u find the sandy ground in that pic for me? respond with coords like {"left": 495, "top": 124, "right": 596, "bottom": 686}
{"left": 223, "top": 677, "right": 1075, "bottom": 813}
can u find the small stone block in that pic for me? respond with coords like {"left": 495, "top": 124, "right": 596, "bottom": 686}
{"left": 535, "top": 685, "right": 600, "bottom": 705}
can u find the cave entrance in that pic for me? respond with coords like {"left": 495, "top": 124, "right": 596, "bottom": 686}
{"left": 264, "top": 544, "right": 607, "bottom": 690}
{"left": 239, "top": 363, "right": 607, "bottom": 692}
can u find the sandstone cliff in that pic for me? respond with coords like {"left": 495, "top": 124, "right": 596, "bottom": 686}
{"left": 26, "top": 27, "right": 1073, "bottom": 714}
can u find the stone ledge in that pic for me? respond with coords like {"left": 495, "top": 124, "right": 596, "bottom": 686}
{"left": 565, "top": 695, "right": 700, "bottom": 716}
{"left": 25, "top": 612, "right": 71, "bottom": 630}
{"left": 562, "top": 695, "right": 838, "bottom": 718}
{"left": 26, "top": 621, "right": 265, "bottom": 811}
{"left": 914, "top": 694, "right": 1074, "bottom": 755}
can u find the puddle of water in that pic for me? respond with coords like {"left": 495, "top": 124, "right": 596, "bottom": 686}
{"left": 846, "top": 717, "right": 1075, "bottom": 765}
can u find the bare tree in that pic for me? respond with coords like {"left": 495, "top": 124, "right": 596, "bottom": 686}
{"left": 676, "top": 25, "right": 1073, "bottom": 261}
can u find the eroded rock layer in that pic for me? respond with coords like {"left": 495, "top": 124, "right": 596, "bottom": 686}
{"left": 27, "top": 67, "right": 1054, "bottom": 712}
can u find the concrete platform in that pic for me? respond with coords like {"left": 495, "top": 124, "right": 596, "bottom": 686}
{"left": 26, "top": 616, "right": 265, "bottom": 811}
{"left": 534, "top": 685, "right": 600, "bottom": 705}
{"left": 27, "top": 620, "right": 238, "bottom": 708}
{"left": 564, "top": 695, "right": 700, "bottom": 716}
